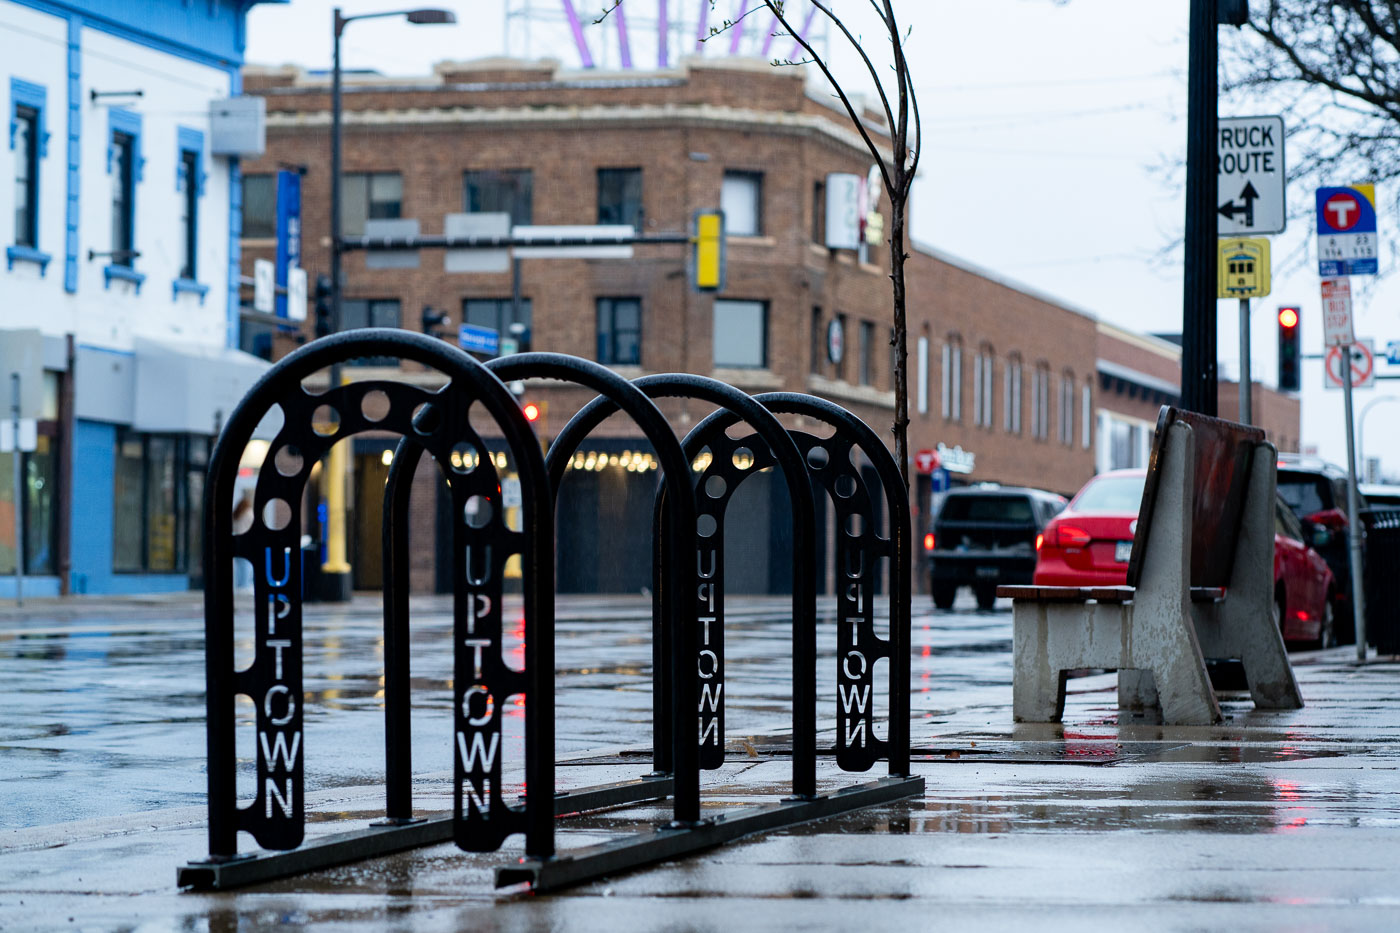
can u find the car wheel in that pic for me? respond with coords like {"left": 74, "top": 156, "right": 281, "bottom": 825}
{"left": 974, "top": 584, "right": 997, "bottom": 611}
{"left": 932, "top": 581, "right": 956, "bottom": 610}
{"left": 1315, "top": 592, "right": 1338, "bottom": 650}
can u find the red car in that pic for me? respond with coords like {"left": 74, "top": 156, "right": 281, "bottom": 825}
{"left": 1034, "top": 469, "right": 1338, "bottom": 648}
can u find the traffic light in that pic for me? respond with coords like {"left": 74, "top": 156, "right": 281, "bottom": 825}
{"left": 521, "top": 399, "right": 548, "bottom": 439}
{"left": 314, "top": 274, "right": 333, "bottom": 338}
{"left": 421, "top": 304, "right": 450, "bottom": 336}
{"left": 1278, "top": 305, "right": 1300, "bottom": 391}
{"left": 690, "top": 209, "right": 726, "bottom": 292}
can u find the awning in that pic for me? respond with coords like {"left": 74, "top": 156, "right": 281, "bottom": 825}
{"left": 132, "top": 337, "right": 270, "bottom": 435}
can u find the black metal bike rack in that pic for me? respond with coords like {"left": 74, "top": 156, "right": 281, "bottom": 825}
{"left": 378, "top": 354, "right": 699, "bottom": 826}
{"left": 179, "top": 330, "right": 557, "bottom": 889}
{"left": 179, "top": 340, "right": 920, "bottom": 895}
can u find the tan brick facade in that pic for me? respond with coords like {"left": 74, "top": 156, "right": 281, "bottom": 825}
{"left": 236, "top": 58, "right": 1296, "bottom": 591}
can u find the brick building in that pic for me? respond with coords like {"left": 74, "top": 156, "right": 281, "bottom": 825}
{"left": 235, "top": 57, "right": 1295, "bottom": 593}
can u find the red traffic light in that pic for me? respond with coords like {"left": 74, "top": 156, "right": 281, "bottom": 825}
{"left": 1279, "top": 307, "right": 1299, "bottom": 329}
{"left": 522, "top": 402, "right": 541, "bottom": 422}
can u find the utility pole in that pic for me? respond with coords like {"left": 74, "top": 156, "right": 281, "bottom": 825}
{"left": 1182, "top": 0, "right": 1219, "bottom": 415}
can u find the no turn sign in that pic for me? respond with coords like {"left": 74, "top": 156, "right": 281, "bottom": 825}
{"left": 1324, "top": 338, "right": 1375, "bottom": 390}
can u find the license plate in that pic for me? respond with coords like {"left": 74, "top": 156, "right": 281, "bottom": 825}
{"left": 1114, "top": 541, "right": 1133, "bottom": 563}
{"left": 975, "top": 566, "right": 1000, "bottom": 578}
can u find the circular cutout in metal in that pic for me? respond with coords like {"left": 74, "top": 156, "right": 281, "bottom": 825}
{"left": 311, "top": 405, "right": 340, "bottom": 437}
{"left": 360, "top": 389, "right": 391, "bottom": 422}
{"left": 273, "top": 445, "right": 304, "bottom": 477}
{"left": 464, "top": 494, "right": 493, "bottom": 528}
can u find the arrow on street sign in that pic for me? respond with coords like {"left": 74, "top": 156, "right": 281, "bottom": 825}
{"left": 1217, "top": 181, "right": 1260, "bottom": 227}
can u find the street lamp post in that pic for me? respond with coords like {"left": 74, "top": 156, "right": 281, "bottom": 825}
{"left": 324, "top": 6, "right": 455, "bottom": 601}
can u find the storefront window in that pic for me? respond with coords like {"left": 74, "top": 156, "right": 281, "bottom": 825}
{"left": 0, "top": 434, "right": 58, "bottom": 576}
{"left": 112, "top": 430, "right": 207, "bottom": 574}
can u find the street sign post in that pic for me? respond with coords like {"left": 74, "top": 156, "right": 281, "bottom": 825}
{"left": 1324, "top": 338, "right": 1375, "bottom": 390}
{"left": 1321, "top": 278, "right": 1355, "bottom": 347}
{"left": 1317, "top": 184, "right": 1379, "bottom": 276}
{"left": 1217, "top": 115, "right": 1286, "bottom": 236}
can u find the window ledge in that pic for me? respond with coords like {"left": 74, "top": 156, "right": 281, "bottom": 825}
{"left": 6, "top": 245, "right": 52, "bottom": 275}
{"left": 806, "top": 374, "right": 897, "bottom": 410}
{"left": 726, "top": 235, "right": 776, "bottom": 247}
{"left": 172, "top": 278, "right": 210, "bottom": 304}
{"left": 104, "top": 264, "right": 146, "bottom": 292}
{"left": 712, "top": 366, "right": 783, "bottom": 390}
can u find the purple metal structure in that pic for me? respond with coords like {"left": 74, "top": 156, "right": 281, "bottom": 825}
{"left": 503, "top": 0, "right": 828, "bottom": 72}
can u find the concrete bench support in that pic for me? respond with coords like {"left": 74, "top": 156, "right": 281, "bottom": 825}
{"left": 1010, "top": 418, "right": 1303, "bottom": 725}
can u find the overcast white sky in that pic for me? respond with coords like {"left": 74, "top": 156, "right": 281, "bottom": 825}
{"left": 245, "top": 0, "right": 1400, "bottom": 479}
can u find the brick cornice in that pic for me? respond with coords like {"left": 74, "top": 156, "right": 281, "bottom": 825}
{"left": 265, "top": 102, "right": 891, "bottom": 163}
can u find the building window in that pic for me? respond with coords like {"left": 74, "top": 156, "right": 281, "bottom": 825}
{"left": 713, "top": 299, "right": 767, "bottom": 368}
{"left": 1031, "top": 362, "right": 1051, "bottom": 440}
{"left": 721, "top": 170, "right": 762, "bottom": 236}
{"left": 859, "top": 320, "right": 875, "bottom": 386}
{"left": 13, "top": 106, "right": 39, "bottom": 248}
{"left": 597, "top": 168, "right": 642, "bottom": 228}
{"left": 942, "top": 336, "right": 963, "bottom": 422}
{"left": 811, "top": 179, "right": 825, "bottom": 245}
{"left": 810, "top": 307, "right": 824, "bottom": 376}
{"left": 973, "top": 345, "right": 995, "bottom": 427}
{"left": 10, "top": 79, "right": 47, "bottom": 254}
{"left": 342, "top": 299, "right": 402, "bottom": 364}
{"left": 1059, "top": 372, "right": 1075, "bottom": 445}
{"left": 110, "top": 132, "right": 136, "bottom": 266}
{"left": 833, "top": 312, "right": 848, "bottom": 381}
{"left": 464, "top": 169, "right": 532, "bottom": 226}
{"left": 342, "top": 172, "right": 402, "bottom": 236}
{"left": 241, "top": 174, "right": 276, "bottom": 239}
{"left": 917, "top": 336, "right": 929, "bottom": 415}
{"left": 1004, "top": 353, "right": 1023, "bottom": 434}
{"left": 1082, "top": 384, "right": 1093, "bottom": 449}
{"left": 112, "top": 431, "right": 207, "bottom": 574}
{"left": 178, "top": 146, "right": 200, "bottom": 281}
{"left": 462, "top": 297, "right": 533, "bottom": 356}
{"left": 597, "top": 297, "right": 642, "bottom": 365}
{"left": 0, "top": 431, "right": 58, "bottom": 576}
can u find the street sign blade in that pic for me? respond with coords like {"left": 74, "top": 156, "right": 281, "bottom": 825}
{"left": 1217, "top": 116, "right": 1286, "bottom": 236}
{"left": 253, "top": 258, "right": 275, "bottom": 314}
{"left": 1324, "top": 338, "right": 1375, "bottom": 390}
{"left": 1316, "top": 184, "right": 1379, "bottom": 277}
{"left": 1321, "top": 277, "right": 1355, "bottom": 347}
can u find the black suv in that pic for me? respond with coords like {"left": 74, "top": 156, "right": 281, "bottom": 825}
{"left": 926, "top": 486, "right": 1067, "bottom": 610}
{"left": 1276, "top": 454, "right": 1367, "bottom": 642}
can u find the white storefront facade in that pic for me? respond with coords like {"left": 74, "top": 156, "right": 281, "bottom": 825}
{"left": 1, "top": 0, "right": 268, "bottom": 595}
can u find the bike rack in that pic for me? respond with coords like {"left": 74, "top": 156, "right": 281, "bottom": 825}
{"left": 179, "top": 343, "right": 921, "bottom": 895}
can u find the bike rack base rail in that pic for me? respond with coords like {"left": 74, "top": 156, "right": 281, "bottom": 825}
{"left": 178, "top": 775, "right": 674, "bottom": 891}
{"left": 496, "top": 775, "right": 924, "bottom": 893}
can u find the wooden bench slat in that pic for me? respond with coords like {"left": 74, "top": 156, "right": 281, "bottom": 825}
{"left": 1084, "top": 586, "right": 1135, "bottom": 603}
{"left": 997, "top": 585, "right": 1091, "bottom": 602}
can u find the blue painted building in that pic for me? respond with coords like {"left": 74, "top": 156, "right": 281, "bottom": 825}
{"left": 0, "top": 0, "right": 273, "bottom": 596}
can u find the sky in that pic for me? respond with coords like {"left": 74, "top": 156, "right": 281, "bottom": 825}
{"left": 244, "top": 0, "right": 1400, "bottom": 480}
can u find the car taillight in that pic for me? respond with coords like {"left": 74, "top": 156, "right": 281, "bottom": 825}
{"left": 1035, "top": 533, "right": 1044, "bottom": 552}
{"left": 1058, "top": 525, "right": 1092, "bottom": 548}
{"left": 924, "top": 532, "right": 935, "bottom": 552}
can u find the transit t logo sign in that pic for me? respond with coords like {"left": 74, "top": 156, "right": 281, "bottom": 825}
{"left": 1316, "top": 184, "right": 1379, "bottom": 276}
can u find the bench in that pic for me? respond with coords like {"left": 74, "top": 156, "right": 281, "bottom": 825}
{"left": 998, "top": 406, "right": 1304, "bottom": 725}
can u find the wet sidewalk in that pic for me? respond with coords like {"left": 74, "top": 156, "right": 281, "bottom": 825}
{"left": 3, "top": 595, "right": 1400, "bottom": 931}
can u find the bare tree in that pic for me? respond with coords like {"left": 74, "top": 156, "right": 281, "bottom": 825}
{"left": 604, "top": 0, "right": 922, "bottom": 485}
{"left": 1223, "top": 2, "right": 1400, "bottom": 220}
